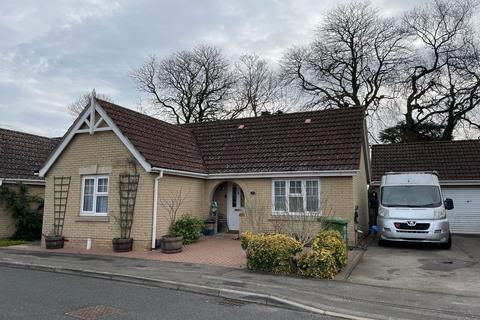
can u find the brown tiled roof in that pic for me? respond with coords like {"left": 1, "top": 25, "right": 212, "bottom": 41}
{"left": 371, "top": 140, "right": 480, "bottom": 183}
{"left": 0, "top": 128, "right": 58, "bottom": 181}
{"left": 98, "top": 100, "right": 207, "bottom": 173}
{"left": 99, "top": 100, "right": 365, "bottom": 174}
{"left": 186, "top": 108, "right": 365, "bottom": 173}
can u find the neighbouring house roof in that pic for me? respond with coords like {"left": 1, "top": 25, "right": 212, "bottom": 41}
{"left": 98, "top": 100, "right": 366, "bottom": 174}
{"left": 371, "top": 140, "right": 480, "bottom": 184}
{"left": 40, "top": 97, "right": 369, "bottom": 178}
{"left": 0, "top": 128, "right": 58, "bottom": 182}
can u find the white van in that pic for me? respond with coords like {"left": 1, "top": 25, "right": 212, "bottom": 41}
{"left": 378, "top": 172, "right": 454, "bottom": 249}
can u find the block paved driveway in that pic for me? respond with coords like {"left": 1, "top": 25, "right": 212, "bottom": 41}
{"left": 348, "top": 235, "right": 480, "bottom": 297}
{"left": 13, "top": 234, "right": 246, "bottom": 269}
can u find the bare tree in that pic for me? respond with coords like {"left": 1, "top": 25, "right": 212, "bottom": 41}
{"left": 231, "top": 53, "right": 285, "bottom": 118}
{"left": 159, "top": 188, "right": 188, "bottom": 235}
{"left": 68, "top": 92, "right": 111, "bottom": 118}
{"left": 130, "top": 45, "right": 236, "bottom": 123}
{"left": 281, "top": 1, "right": 407, "bottom": 114}
{"left": 401, "top": 0, "right": 479, "bottom": 141}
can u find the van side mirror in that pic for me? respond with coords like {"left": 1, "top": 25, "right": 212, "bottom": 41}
{"left": 444, "top": 198, "right": 454, "bottom": 210}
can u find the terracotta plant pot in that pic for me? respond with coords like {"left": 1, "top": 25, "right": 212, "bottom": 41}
{"left": 112, "top": 238, "right": 133, "bottom": 252}
{"left": 45, "top": 236, "right": 64, "bottom": 249}
{"left": 161, "top": 235, "right": 183, "bottom": 254}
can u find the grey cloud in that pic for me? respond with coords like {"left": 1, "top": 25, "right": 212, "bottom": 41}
{"left": 0, "top": 0, "right": 417, "bottom": 137}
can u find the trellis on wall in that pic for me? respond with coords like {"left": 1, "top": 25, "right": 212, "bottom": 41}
{"left": 53, "top": 176, "right": 71, "bottom": 236}
{"left": 118, "top": 173, "right": 140, "bottom": 239}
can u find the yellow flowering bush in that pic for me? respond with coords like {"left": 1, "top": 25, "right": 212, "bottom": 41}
{"left": 297, "top": 249, "right": 338, "bottom": 279}
{"left": 240, "top": 231, "right": 254, "bottom": 250}
{"left": 245, "top": 233, "right": 302, "bottom": 274}
{"left": 311, "top": 230, "right": 347, "bottom": 269}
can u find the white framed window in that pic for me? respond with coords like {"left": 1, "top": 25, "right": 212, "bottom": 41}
{"left": 80, "top": 175, "right": 109, "bottom": 215}
{"left": 272, "top": 179, "right": 320, "bottom": 214}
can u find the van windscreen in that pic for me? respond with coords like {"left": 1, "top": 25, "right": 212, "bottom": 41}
{"left": 381, "top": 186, "right": 442, "bottom": 208}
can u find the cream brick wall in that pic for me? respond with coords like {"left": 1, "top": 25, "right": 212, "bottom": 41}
{"left": 42, "top": 131, "right": 154, "bottom": 251}
{"left": 155, "top": 174, "right": 206, "bottom": 239}
{"left": 207, "top": 177, "right": 358, "bottom": 243}
{"left": 353, "top": 146, "right": 369, "bottom": 235}
{"left": 40, "top": 130, "right": 367, "bottom": 251}
{"left": 0, "top": 184, "right": 45, "bottom": 239}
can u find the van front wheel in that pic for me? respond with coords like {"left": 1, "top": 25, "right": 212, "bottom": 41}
{"left": 440, "top": 234, "right": 452, "bottom": 250}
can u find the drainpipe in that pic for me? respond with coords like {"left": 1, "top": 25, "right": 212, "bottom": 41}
{"left": 151, "top": 170, "right": 164, "bottom": 249}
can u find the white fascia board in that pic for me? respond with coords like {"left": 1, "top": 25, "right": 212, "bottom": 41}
{"left": 372, "top": 180, "right": 480, "bottom": 186}
{"left": 362, "top": 117, "right": 372, "bottom": 184}
{"left": 38, "top": 108, "right": 92, "bottom": 177}
{"left": 151, "top": 167, "right": 357, "bottom": 179}
{"left": 0, "top": 178, "right": 46, "bottom": 185}
{"left": 206, "top": 170, "right": 358, "bottom": 179}
{"left": 39, "top": 98, "right": 152, "bottom": 177}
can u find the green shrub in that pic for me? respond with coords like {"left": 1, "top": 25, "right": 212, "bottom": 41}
{"left": 311, "top": 230, "right": 347, "bottom": 268}
{"left": 245, "top": 233, "right": 302, "bottom": 274}
{"left": 297, "top": 249, "right": 338, "bottom": 279}
{"left": 171, "top": 215, "right": 204, "bottom": 244}
{"left": 0, "top": 184, "right": 43, "bottom": 241}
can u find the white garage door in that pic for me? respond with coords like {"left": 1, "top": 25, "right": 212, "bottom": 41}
{"left": 443, "top": 188, "right": 480, "bottom": 234}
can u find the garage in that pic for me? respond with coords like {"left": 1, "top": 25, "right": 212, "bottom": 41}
{"left": 443, "top": 188, "right": 480, "bottom": 234}
{"left": 371, "top": 140, "right": 480, "bottom": 235}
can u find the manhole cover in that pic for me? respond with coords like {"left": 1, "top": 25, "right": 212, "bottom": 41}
{"left": 219, "top": 298, "right": 249, "bottom": 307}
{"left": 66, "top": 305, "right": 122, "bottom": 320}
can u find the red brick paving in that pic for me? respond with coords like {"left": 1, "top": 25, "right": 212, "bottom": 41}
{"left": 12, "top": 234, "right": 246, "bottom": 269}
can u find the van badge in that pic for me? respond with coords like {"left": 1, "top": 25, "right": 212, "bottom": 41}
{"left": 406, "top": 221, "right": 417, "bottom": 226}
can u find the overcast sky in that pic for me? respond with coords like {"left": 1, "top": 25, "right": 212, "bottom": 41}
{"left": 0, "top": 0, "right": 418, "bottom": 137}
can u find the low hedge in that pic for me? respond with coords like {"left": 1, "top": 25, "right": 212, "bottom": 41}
{"left": 243, "top": 233, "right": 302, "bottom": 274}
{"left": 297, "top": 248, "right": 338, "bottom": 279}
{"left": 311, "top": 230, "right": 347, "bottom": 269}
{"left": 171, "top": 215, "right": 204, "bottom": 244}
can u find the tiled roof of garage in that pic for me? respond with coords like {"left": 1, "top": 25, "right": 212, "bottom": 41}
{"left": 0, "top": 128, "right": 59, "bottom": 181}
{"left": 99, "top": 100, "right": 366, "bottom": 174}
{"left": 371, "top": 140, "right": 480, "bottom": 183}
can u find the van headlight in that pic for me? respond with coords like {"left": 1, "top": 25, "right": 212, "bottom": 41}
{"left": 434, "top": 208, "right": 446, "bottom": 219}
{"left": 378, "top": 207, "right": 389, "bottom": 217}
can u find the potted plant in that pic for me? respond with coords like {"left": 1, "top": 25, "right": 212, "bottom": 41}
{"left": 113, "top": 171, "right": 139, "bottom": 252}
{"left": 159, "top": 189, "right": 187, "bottom": 253}
{"left": 45, "top": 176, "right": 71, "bottom": 249}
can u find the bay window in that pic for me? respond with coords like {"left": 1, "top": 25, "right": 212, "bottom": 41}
{"left": 273, "top": 179, "right": 320, "bottom": 214}
{"left": 81, "top": 175, "right": 109, "bottom": 215}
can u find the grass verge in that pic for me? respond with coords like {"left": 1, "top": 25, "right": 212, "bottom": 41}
{"left": 0, "top": 240, "right": 27, "bottom": 247}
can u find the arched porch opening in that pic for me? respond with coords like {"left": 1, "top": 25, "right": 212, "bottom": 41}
{"left": 211, "top": 181, "right": 245, "bottom": 233}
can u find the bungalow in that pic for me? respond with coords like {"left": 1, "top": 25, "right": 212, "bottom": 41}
{"left": 39, "top": 94, "right": 370, "bottom": 251}
{"left": 0, "top": 128, "right": 58, "bottom": 239}
{"left": 372, "top": 140, "right": 480, "bottom": 234}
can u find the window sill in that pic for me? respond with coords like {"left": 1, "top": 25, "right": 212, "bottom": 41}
{"left": 75, "top": 216, "right": 110, "bottom": 222}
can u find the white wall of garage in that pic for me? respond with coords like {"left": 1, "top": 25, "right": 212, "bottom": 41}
{"left": 442, "top": 187, "right": 480, "bottom": 234}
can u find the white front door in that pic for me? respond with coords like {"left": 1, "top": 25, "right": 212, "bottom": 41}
{"left": 227, "top": 182, "right": 243, "bottom": 231}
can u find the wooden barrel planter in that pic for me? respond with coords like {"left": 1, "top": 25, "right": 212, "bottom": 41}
{"left": 45, "top": 236, "right": 64, "bottom": 249}
{"left": 161, "top": 235, "right": 183, "bottom": 254}
{"left": 112, "top": 238, "right": 133, "bottom": 252}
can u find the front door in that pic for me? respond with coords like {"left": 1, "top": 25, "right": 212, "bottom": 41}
{"left": 227, "top": 182, "right": 244, "bottom": 231}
